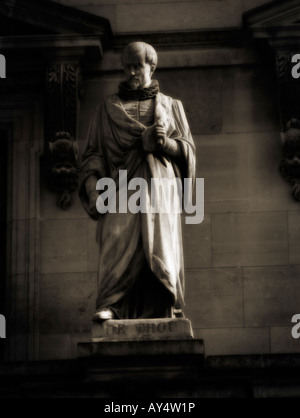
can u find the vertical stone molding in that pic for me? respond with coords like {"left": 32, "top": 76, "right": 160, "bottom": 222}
{"left": 275, "top": 51, "right": 300, "bottom": 201}
{"left": 275, "top": 50, "right": 300, "bottom": 201}
{"left": 44, "top": 60, "right": 82, "bottom": 210}
{"left": 276, "top": 52, "right": 300, "bottom": 129}
{"left": 279, "top": 118, "right": 300, "bottom": 201}
{"left": 0, "top": 102, "right": 43, "bottom": 362}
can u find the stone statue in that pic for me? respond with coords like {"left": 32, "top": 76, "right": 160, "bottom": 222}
{"left": 79, "top": 42, "right": 195, "bottom": 321}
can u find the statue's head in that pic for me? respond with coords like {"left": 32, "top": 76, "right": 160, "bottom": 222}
{"left": 121, "top": 42, "right": 158, "bottom": 90}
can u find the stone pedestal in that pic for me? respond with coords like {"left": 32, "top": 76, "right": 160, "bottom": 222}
{"left": 90, "top": 318, "right": 194, "bottom": 342}
{"left": 77, "top": 318, "right": 205, "bottom": 397}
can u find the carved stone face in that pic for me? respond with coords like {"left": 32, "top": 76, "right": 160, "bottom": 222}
{"left": 45, "top": 137, "right": 79, "bottom": 209}
{"left": 123, "top": 54, "right": 153, "bottom": 90}
{"left": 122, "top": 42, "right": 157, "bottom": 90}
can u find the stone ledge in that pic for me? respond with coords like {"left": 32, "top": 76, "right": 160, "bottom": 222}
{"left": 91, "top": 318, "right": 194, "bottom": 342}
{"left": 78, "top": 339, "right": 204, "bottom": 358}
{"left": 94, "top": 47, "right": 256, "bottom": 73}
{"left": 2, "top": 353, "right": 300, "bottom": 397}
{"left": 78, "top": 338, "right": 205, "bottom": 384}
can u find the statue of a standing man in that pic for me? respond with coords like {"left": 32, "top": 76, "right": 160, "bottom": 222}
{"left": 79, "top": 42, "right": 195, "bottom": 321}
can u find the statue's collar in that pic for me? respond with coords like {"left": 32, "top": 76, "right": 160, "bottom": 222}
{"left": 118, "top": 80, "right": 159, "bottom": 101}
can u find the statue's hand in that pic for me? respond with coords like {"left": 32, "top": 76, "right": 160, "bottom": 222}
{"left": 88, "top": 190, "right": 99, "bottom": 218}
{"left": 141, "top": 125, "right": 157, "bottom": 152}
{"left": 142, "top": 124, "right": 167, "bottom": 152}
{"left": 155, "top": 123, "right": 167, "bottom": 149}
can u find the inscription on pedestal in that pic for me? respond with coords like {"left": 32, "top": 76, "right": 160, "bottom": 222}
{"left": 92, "top": 318, "right": 193, "bottom": 342}
{"left": 106, "top": 324, "right": 126, "bottom": 336}
{"left": 135, "top": 321, "right": 177, "bottom": 334}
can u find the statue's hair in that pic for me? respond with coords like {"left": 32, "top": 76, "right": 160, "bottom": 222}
{"left": 121, "top": 42, "right": 158, "bottom": 71}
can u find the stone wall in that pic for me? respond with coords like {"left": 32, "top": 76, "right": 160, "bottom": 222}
{"left": 52, "top": 0, "right": 269, "bottom": 34}
{"left": 36, "top": 0, "right": 300, "bottom": 360}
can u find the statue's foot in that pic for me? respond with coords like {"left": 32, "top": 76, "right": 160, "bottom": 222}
{"left": 93, "top": 308, "right": 115, "bottom": 322}
{"left": 173, "top": 308, "right": 185, "bottom": 318}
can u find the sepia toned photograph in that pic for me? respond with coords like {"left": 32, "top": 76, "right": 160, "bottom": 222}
{"left": 1, "top": 0, "right": 300, "bottom": 401}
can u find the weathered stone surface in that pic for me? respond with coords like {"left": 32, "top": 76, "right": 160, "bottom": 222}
{"left": 222, "top": 66, "right": 279, "bottom": 134}
{"left": 194, "top": 135, "right": 249, "bottom": 213}
{"left": 91, "top": 318, "right": 194, "bottom": 342}
{"left": 270, "top": 327, "right": 300, "bottom": 354}
{"left": 87, "top": 219, "right": 99, "bottom": 273}
{"left": 39, "top": 273, "right": 97, "bottom": 334}
{"left": 157, "top": 69, "right": 222, "bottom": 135}
{"left": 193, "top": 327, "right": 270, "bottom": 356}
{"left": 212, "top": 211, "right": 289, "bottom": 267}
{"left": 194, "top": 131, "right": 300, "bottom": 214}
{"left": 243, "top": 266, "right": 300, "bottom": 327}
{"left": 75, "top": 0, "right": 243, "bottom": 33}
{"left": 40, "top": 219, "right": 89, "bottom": 274}
{"left": 182, "top": 214, "right": 212, "bottom": 268}
{"left": 184, "top": 268, "right": 243, "bottom": 328}
{"left": 39, "top": 334, "right": 72, "bottom": 360}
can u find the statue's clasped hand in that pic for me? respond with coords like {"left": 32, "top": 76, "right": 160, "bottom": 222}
{"left": 142, "top": 123, "right": 166, "bottom": 153}
{"left": 87, "top": 189, "right": 100, "bottom": 218}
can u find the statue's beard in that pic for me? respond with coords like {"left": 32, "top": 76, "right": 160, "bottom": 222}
{"left": 127, "top": 76, "right": 151, "bottom": 90}
{"left": 128, "top": 77, "right": 140, "bottom": 90}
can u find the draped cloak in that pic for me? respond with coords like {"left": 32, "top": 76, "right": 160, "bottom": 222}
{"left": 79, "top": 92, "right": 196, "bottom": 318}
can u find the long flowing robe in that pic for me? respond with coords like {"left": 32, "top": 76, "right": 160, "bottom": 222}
{"left": 79, "top": 92, "right": 195, "bottom": 319}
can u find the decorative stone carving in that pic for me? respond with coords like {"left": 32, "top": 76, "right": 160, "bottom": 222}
{"left": 276, "top": 53, "right": 300, "bottom": 201}
{"left": 44, "top": 63, "right": 82, "bottom": 209}
{"left": 44, "top": 131, "right": 79, "bottom": 210}
{"left": 276, "top": 52, "right": 300, "bottom": 129}
{"left": 244, "top": 0, "right": 300, "bottom": 201}
{"left": 279, "top": 118, "right": 300, "bottom": 201}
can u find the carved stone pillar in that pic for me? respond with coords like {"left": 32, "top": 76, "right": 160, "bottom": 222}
{"left": 276, "top": 51, "right": 300, "bottom": 129}
{"left": 275, "top": 51, "right": 300, "bottom": 201}
{"left": 43, "top": 56, "right": 83, "bottom": 209}
{"left": 274, "top": 48, "right": 300, "bottom": 201}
